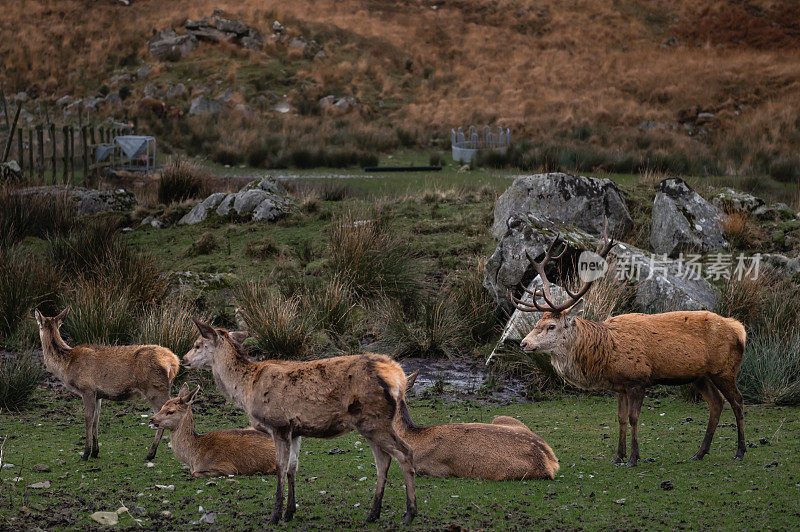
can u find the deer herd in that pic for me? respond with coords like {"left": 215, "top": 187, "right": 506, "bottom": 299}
{"left": 31, "top": 223, "right": 749, "bottom": 526}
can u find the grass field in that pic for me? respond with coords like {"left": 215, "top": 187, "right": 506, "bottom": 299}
{"left": 1, "top": 384, "right": 798, "bottom": 530}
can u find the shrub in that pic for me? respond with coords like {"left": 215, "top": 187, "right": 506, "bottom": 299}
{"left": 768, "top": 156, "right": 800, "bottom": 184}
{"left": 716, "top": 273, "right": 800, "bottom": 337}
{"left": 428, "top": 151, "right": 444, "bottom": 166}
{"left": 136, "top": 297, "right": 205, "bottom": 358}
{"left": 328, "top": 210, "right": 423, "bottom": 308}
{"left": 0, "top": 352, "right": 45, "bottom": 410}
{"left": 157, "top": 157, "right": 209, "bottom": 205}
{"left": 448, "top": 257, "right": 498, "bottom": 344}
{"left": 188, "top": 231, "right": 220, "bottom": 256}
{"left": 721, "top": 210, "right": 753, "bottom": 249}
{"left": 738, "top": 333, "right": 800, "bottom": 405}
{"left": 320, "top": 183, "right": 352, "bottom": 201}
{"left": 0, "top": 247, "right": 63, "bottom": 339}
{"left": 235, "top": 282, "right": 311, "bottom": 359}
{"left": 244, "top": 238, "right": 281, "bottom": 260}
{"left": 310, "top": 275, "right": 356, "bottom": 335}
{"left": 62, "top": 277, "right": 138, "bottom": 345}
{"left": 0, "top": 186, "right": 75, "bottom": 247}
{"left": 47, "top": 222, "right": 119, "bottom": 276}
{"left": 379, "top": 297, "right": 466, "bottom": 358}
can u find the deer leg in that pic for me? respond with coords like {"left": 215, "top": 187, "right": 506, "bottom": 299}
{"left": 365, "top": 441, "right": 392, "bottom": 523}
{"left": 626, "top": 386, "right": 645, "bottom": 467}
{"left": 711, "top": 376, "right": 746, "bottom": 460}
{"left": 81, "top": 393, "right": 96, "bottom": 461}
{"left": 692, "top": 378, "right": 723, "bottom": 460}
{"left": 612, "top": 392, "right": 628, "bottom": 464}
{"left": 284, "top": 436, "right": 301, "bottom": 522}
{"left": 145, "top": 388, "right": 170, "bottom": 461}
{"left": 91, "top": 398, "right": 101, "bottom": 458}
{"left": 269, "top": 434, "right": 291, "bottom": 525}
{"left": 358, "top": 426, "right": 416, "bottom": 525}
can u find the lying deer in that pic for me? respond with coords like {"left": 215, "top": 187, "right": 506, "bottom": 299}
{"left": 497, "top": 222, "right": 747, "bottom": 465}
{"left": 396, "top": 371, "right": 559, "bottom": 480}
{"left": 182, "top": 320, "right": 416, "bottom": 525}
{"left": 150, "top": 383, "right": 277, "bottom": 477}
{"left": 35, "top": 308, "right": 180, "bottom": 461}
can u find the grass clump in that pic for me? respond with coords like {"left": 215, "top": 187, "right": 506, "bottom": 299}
{"left": 379, "top": 297, "right": 466, "bottom": 358}
{"left": 0, "top": 187, "right": 75, "bottom": 247}
{"left": 136, "top": 297, "right": 205, "bottom": 358}
{"left": 721, "top": 210, "right": 754, "bottom": 249}
{"left": 328, "top": 209, "right": 422, "bottom": 308}
{"left": 157, "top": 157, "right": 209, "bottom": 205}
{"left": 448, "top": 257, "right": 498, "bottom": 344}
{"left": 309, "top": 275, "right": 356, "bottom": 336}
{"left": 235, "top": 282, "right": 311, "bottom": 359}
{"left": 62, "top": 278, "right": 138, "bottom": 346}
{"left": 188, "top": 231, "right": 220, "bottom": 256}
{"left": 0, "top": 352, "right": 45, "bottom": 410}
{"left": 244, "top": 238, "right": 281, "bottom": 260}
{"left": 738, "top": 333, "right": 800, "bottom": 405}
{"left": 0, "top": 247, "right": 63, "bottom": 340}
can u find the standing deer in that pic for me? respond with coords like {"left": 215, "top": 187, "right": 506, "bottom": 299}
{"left": 499, "top": 223, "right": 747, "bottom": 465}
{"left": 181, "top": 320, "right": 417, "bottom": 526}
{"left": 396, "top": 371, "right": 559, "bottom": 480}
{"left": 35, "top": 308, "right": 180, "bottom": 461}
{"left": 150, "top": 383, "right": 277, "bottom": 477}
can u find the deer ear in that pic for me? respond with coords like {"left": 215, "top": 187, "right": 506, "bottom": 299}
{"left": 55, "top": 307, "right": 70, "bottom": 323}
{"left": 34, "top": 309, "right": 44, "bottom": 326}
{"left": 192, "top": 317, "right": 217, "bottom": 340}
{"left": 177, "top": 382, "right": 191, "bottom": 397}
{"left": 229, "top": 331, "right": 249, "bottom": 345}
{"left": 567, "top": 299, "right": 585, "bottom": 322}
{"left": 185, "top": 385, "right": 201, "bottom": 403}
{"left": 406, "top": 370, "right": 419, "bottom": 391}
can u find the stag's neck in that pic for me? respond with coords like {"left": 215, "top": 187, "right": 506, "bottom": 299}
{"left": 210, "top": 341, "right": 260, "bottom": 409}
{"left": 171, "top": 409, "right": 200, "bottom": 465}
{"left": 570, "top": 318, "right": 614, "bottom": 380}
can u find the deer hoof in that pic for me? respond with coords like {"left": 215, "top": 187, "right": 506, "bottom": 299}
{"left": 625, "top": 460, "right": 638, "bottom": 467}
{"left": 402, "top": 510, "right": 416, "bottom": 526}
{"left": 733, "top": 454, "right": 744, "bottom": 461}
{"left": 611, "top": 457, "right": 625, "bottom": 465}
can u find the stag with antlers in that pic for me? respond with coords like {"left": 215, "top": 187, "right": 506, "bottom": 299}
{"left": 500, "top": 222, "right": 747, "bottom": 465}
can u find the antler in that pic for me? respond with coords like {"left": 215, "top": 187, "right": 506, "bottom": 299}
{"left": 509, "top": 219, "right": 616, "bottom": 314}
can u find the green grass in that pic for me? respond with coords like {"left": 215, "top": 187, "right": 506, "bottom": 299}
{"left": 1, "top": 385, "right": 798, "bottom": 529}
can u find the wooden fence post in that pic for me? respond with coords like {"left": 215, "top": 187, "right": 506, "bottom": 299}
{"left": 37, "top": 125, "right": 44, "bottom": 183}
{"left": 62, "top": 125, "right": 69, "bottom": 184}
{"left": 17, "top": 128, "right": 23, "bottom": 171}
{"left": 69, "top": 126, "right": 76, "bottom": 184}
{"left": 28, "top": 128, "right": 34, "bottom": 180}
{"left": 81, "top": 126, "right": 88, "bottom": 185}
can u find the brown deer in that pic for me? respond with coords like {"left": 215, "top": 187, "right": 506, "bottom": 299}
{"left": 182, "top": 320, "right": 417, "bottom": 526}
{"left": 396, "top": 371, "right": 559, "bottom": 480}
{"left": 150, "top": 383, "right": 277, "bottom": 477}
{"left": 502, "top": 223, "right": 747, "bottom": 466}
{"left": 34, "top": 308, "right": 179, "bottom": 461}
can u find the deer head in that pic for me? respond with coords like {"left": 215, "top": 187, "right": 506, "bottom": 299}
{"left": 150, "top": 383, "right": 200, "bottom": 431}
{"left": 513, "top": 220, "right": 614, "bottom": 354}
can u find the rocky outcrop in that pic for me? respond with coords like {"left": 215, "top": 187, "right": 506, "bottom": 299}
{"left": 184, "top": 16, "right": 265, "bottom": 49}
{"left": 484, "top": 214, "right": 717, "bottom": 315}
{"left": 15, "top": 186, "right": 137, "bottom": 216}
{"left": 711, "top": 188, "right": 766, "bottom": 216}
{"left": 650, "top": 178, "right": 728, "bottom": 257}
{"left": 178, "top": 177, "right": 294, "bottom": 225}
{"left": 189, "top": 95, "right": 224, "bottom": 116}
{"left": 149, "top": 29, "right": 198, "bottom": 61}
{"left": 491, "top": 173, "right": 633, "bottom": 241}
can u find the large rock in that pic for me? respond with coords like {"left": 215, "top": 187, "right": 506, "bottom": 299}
{"left": 650, "top": 178, "right": 728, "bottom": 257}
{"left": 485, "top": 214, "right": 717, "bottom": 316}
{"left": 711, "top": 188, "right": 766, "bottom": 216}
{"left": 189, "top": 96, "right": 224, "bottom": 116}
{"left": 179, "top": 177, "right": 293, "bottom": 225}
{"left": 491, "top": 173, "right": 633, "bottom": 240}
{"left": 14, "top": 186, "right": 137, "bottom": 217}
{"left": 149, "top": 29, "right": 197, "bottom": 61}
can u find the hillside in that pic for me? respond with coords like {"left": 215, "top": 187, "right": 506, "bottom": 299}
{"left": 2, "top": 0, "right": 800, "bottom": 178}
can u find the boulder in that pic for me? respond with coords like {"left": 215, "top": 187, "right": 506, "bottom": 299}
{"left": 166, "top": 82, "right": 187, "bottom": 100}
{"left": 179, "top": 177, "right": 293, "bottom": 225}
{"left": 711, "top": 188, "right": 766, "bottom": 216}
{"left": 484, "top": 214, "right": 717, "bottom": 316}
{"left": 491, "top": 173, "right": 632, "bottom": 241}
{"left": 149, "top": 29, "right": 197, "bottom": 61}
{"left": 241, "top": 30, "right": 265, "bottom": 50}
{"left": 189, "top": 95, "right": 223, "bottom": 116}
{"left": 650, "top": 178, "right": 728, "bottom": 257}
{"left": 14, "top": 186, "right": 137, "bottom": 217}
